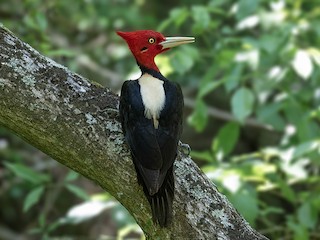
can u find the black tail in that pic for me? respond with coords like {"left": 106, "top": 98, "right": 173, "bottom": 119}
{"left": 137, "top": 166, "right": 175, "bottom": 227}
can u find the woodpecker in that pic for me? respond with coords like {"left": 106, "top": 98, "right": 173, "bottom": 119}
{"left": 117, "top": 30, "right": 194, "bottom": 227}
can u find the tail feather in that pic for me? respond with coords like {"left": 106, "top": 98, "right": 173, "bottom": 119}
{"left": 138, "top": 166, "right": 175, "bottom": 227}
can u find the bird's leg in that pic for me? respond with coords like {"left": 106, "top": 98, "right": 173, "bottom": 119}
{"left": 178, "top": 140, "right": 191, "bottom": 157}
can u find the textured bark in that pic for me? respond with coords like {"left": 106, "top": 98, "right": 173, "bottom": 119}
{"left": 0, "top": 25, "right": 269, "bottom": 240}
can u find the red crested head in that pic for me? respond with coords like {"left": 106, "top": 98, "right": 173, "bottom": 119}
{"left": 117, "top": 30, "right": 167, "bottom": 72}
{"left": 117, "top": 30, "right": 194, "bottom": 73}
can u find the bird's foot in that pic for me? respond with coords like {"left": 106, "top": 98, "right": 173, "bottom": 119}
{"left": 179, "top": 140, "right": 191, "bottom": 157}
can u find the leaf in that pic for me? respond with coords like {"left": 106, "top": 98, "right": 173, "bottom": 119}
{"left": 4, "top": 162, "right": 50, "bottom": 184}
{"left": 287, "top": 219, "right": 309, "bottom": 240}
{"left": 225, "top": 64, "right": 244, "bottom": 93}
{"left": 199, "top": 80, "right": 223, "bottom": 99}
{"left": 293, "top": 140, "right": 320, "bottom": 159}
{"left": 292, "top": 50, "right": 313, "bottom": 80}
{"left": 65, "top": 184, "right": 89, "bottom": 200}
{"left": 236, "top": 15, "right": 259, "bottom": 30}
{"left": 260, "top": 35, "right": 280, "bottom": 54}
{"left": 23, "top": 186, "right": 45, "bottom": 212}
{"left": 170, "top": 7, "right": 189, "bottom": 27}
{"left": 278, "top": 178, "right": 295, "bottom": 203}
{"left": 229, "top": 186, "right": 258, "bottom": 226}
{"left": 236, "top": 0, "right": 260, "bottom": 20}
{"left": 297, "top": 202, "right": 317, "bottom": 229}
{"left": 35, "top": 12, "right": 48, "bottom": 31}
{"left": 198, "top": 65, "right": 218, "bottom": 98}
{"left": 170, "top": 45, "right": 197, "bottom": 75}
{"left": 308, "top": 47, "right": 320, "bottom": 66}
{"left": 256, "top": 103, "right": 285, "bottom": 130}
{"left": 191, "top": 6, "right": 211, "bottom": 33}
{"left": 231, "top": 87, "right": 255, "bottom": 122}
{"left": 65, "top": 170, "right": 79, "bottom": 182}
{"left": 187, "top": 99, "right": 208, "bottom": 132}
{"left": 158, "top": 7, "right": 189, "bottom": 31}
{"left": 234, "top": 49, "right": 259, "bottom": 70}
{"left": 296, "top": 118, "right": 320, "bottom": 142}
{"left": 259, "top": 30, "right": 290, "bottom": 55}
{"left": 212, "top": 122, "right": 240, "bottom": 159}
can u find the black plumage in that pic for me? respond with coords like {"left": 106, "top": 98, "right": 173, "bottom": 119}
{"left": 119, "top": 67, "right": 183, "bottom": 227}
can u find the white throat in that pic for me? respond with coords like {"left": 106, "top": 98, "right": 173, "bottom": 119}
{"left": 138, "top": 73, "right": 165, "bottom": 128}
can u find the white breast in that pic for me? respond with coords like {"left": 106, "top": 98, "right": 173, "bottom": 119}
{"left": 138, "top": 73, "right": 165, "bottom": 128}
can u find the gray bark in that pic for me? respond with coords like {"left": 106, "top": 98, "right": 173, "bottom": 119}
{"left": 0, "top": 25, "right": 269, "bottom": 240}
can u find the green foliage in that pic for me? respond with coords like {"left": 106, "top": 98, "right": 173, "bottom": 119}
{"left": 212, "top": 122, "right": 240, "bottom": 160}
{"left": 4, "top": 162, "right": 50, "bottom": 184}
{"left": 65, "top": 184, "right": 90, "bottom": 201}
{"left": 231, "top": 87, "right": 255, "bottom": 123}
{"left": 188, "top": 99, "right": 208, "bottom": 132}
{"left": 170, "top": 1, "right": 320, "bottom": 238}
{"left": 23, "top": 186, "right": 45, "bottom": 212}
{"left": 1, "top": 0, "right": 320, "bottom": 239}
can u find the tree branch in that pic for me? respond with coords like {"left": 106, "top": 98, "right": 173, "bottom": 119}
{"left": 184, "top": 98, "right": 274, "bottom": 131}
{"left": 0, "top": 25, "right": 268, "bottom": 240}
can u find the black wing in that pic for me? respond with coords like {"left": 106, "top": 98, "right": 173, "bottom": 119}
{"left": 156, "top": 80, "right": 183, "bottom": 183}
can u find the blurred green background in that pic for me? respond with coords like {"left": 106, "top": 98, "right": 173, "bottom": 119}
{"left": 1, "top": 0, "right": 320, "bottom": 239}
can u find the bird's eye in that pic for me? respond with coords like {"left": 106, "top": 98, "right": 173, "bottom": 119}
{"left": 148, "top": 37, "right": 155, "bottom": 44}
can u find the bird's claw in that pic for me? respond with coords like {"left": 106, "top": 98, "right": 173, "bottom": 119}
{"left": 179, "top": 140, "right": 191, "bottom": 157}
